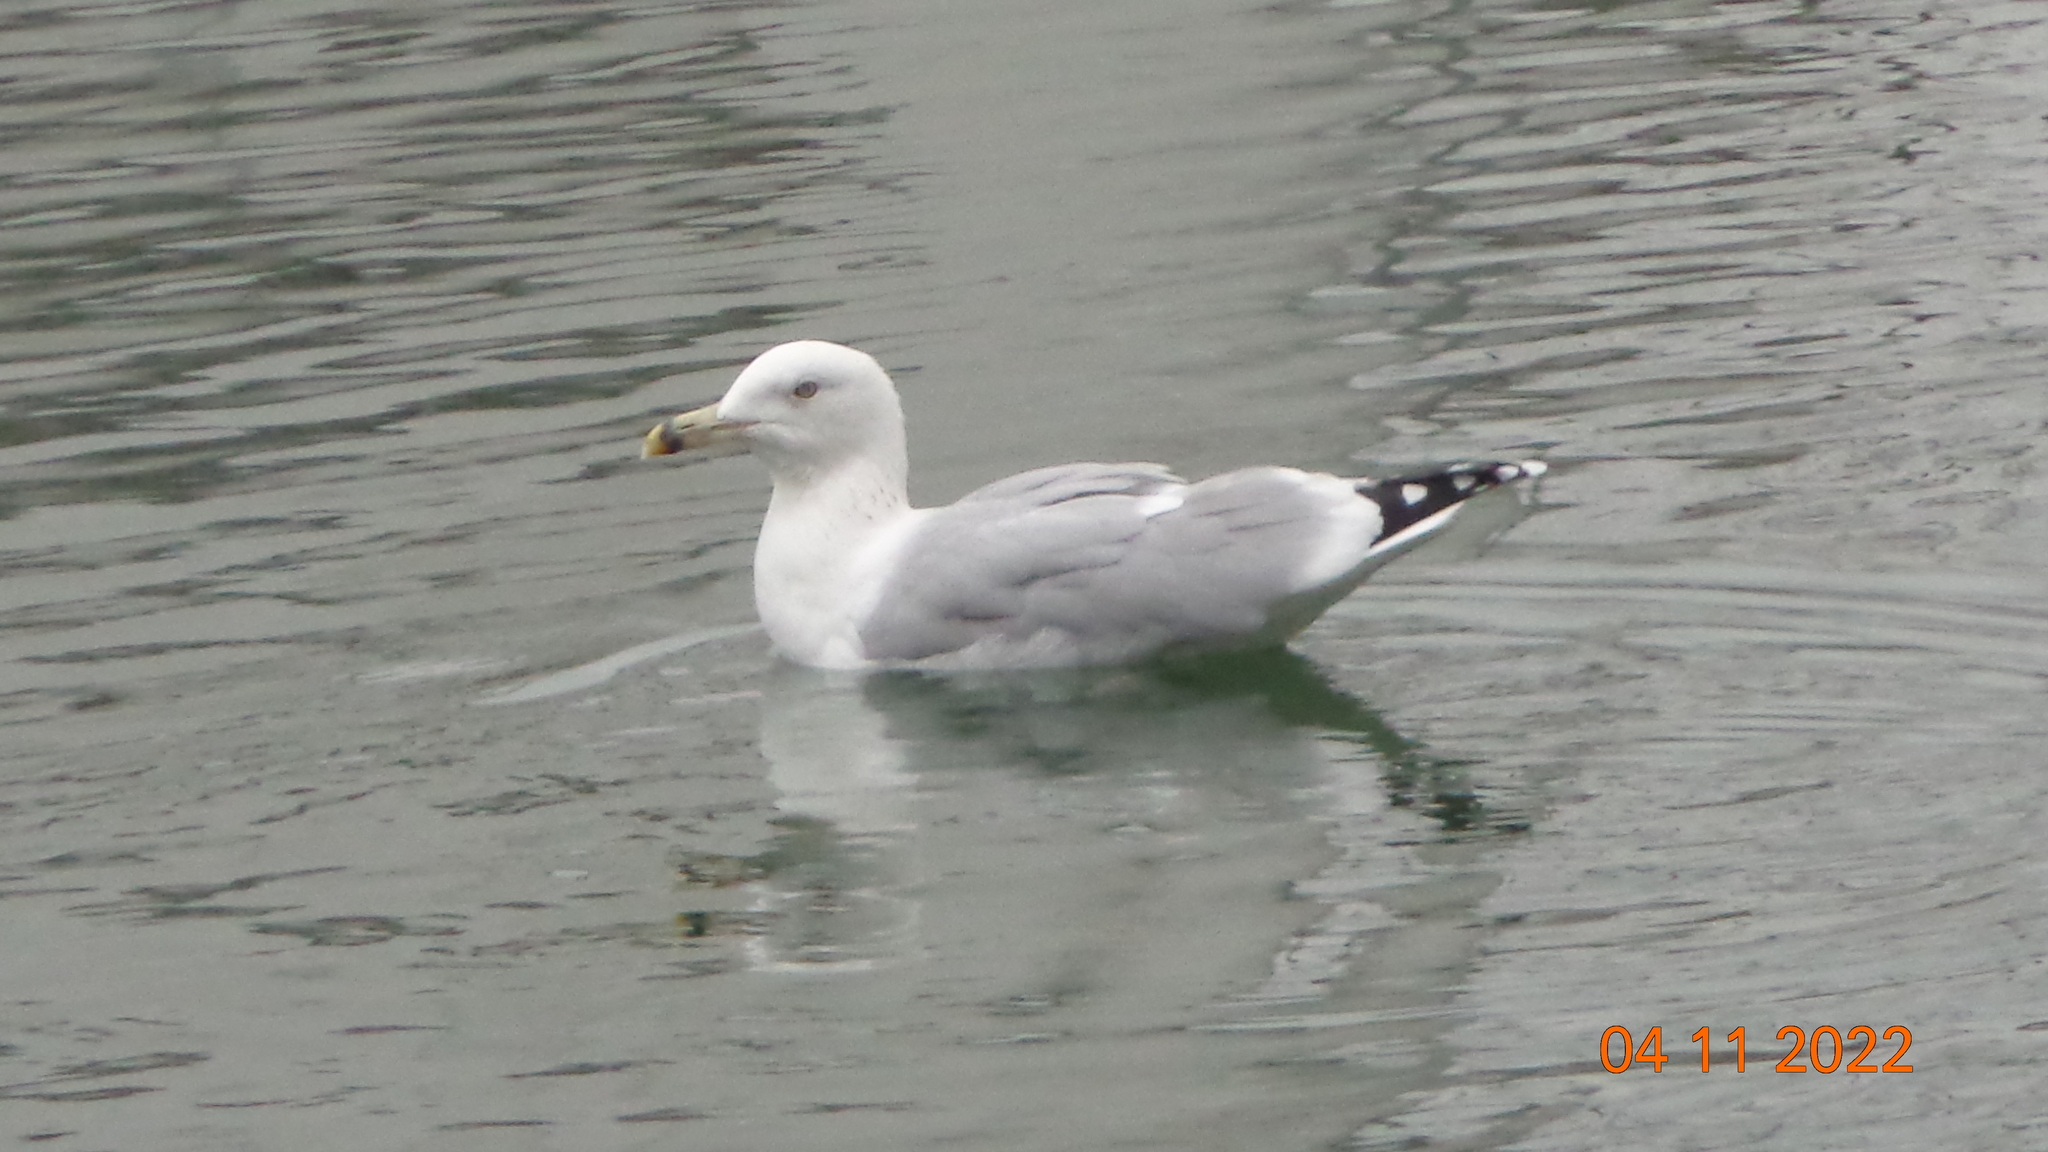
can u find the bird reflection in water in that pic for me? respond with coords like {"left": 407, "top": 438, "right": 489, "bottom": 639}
{"left": 678, "top": 648, "right": 1526, "bottom": 976}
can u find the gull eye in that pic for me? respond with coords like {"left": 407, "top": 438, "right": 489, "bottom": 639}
{"left": 792, "top": 379, "right": 819, "bottom": 400}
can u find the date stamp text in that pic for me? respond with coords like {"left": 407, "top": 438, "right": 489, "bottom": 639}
{"left": 1600, "top": 1025, "right": 1913, "bottom": 1073}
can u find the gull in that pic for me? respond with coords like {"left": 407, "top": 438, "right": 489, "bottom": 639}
{"left": 643, "top": 341, "right": 1542, "bottom": 670}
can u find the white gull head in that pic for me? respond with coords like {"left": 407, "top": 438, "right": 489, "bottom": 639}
{"left": 713, "top": 340, "right": 908, "bottom": 490}
{"left": 644, "top": 341, "right": 920, "bottom": 667}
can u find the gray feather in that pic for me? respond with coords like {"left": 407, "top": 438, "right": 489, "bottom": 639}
{"left": 860, "top": 465, "right": 1359, "bottom": 662}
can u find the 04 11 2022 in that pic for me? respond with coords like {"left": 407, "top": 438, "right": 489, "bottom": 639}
{"left": 1600, "top": 1025, "right": 1913, "bottom": 1073}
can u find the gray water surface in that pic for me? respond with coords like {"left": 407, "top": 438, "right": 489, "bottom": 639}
{"left": 5, "top": 0, "right": 2047, "bottom": 1148}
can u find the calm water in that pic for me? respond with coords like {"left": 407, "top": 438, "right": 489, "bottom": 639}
{"left": 4, "top": 0, "right": 2047, "bottom": 1148}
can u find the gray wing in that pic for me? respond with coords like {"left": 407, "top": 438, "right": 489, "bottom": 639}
{"left": 952, "top": 461, "right": 1182, "bottom": 506}
{"left": 857, "top": 464, "right": 1365, "bottom": 663}
{"left": 858, "top": 460, "right": 1543, "bottom": 664}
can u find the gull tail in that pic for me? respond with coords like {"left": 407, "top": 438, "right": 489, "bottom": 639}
{"left": 1356, "top": 460, "right": 1546, "bottom": 552}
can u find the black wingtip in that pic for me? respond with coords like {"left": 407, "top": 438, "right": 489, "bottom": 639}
{"left": 1356, "top": 460, "right": 1544, "bottom": 544}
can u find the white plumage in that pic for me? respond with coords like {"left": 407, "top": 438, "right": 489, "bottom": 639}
{"left": 644, "top": 341, "right": 1543, "bottom": 670}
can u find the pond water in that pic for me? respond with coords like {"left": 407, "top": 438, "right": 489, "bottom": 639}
{"left": 4, "top": 0, "right": 2047, "bottom": 1148}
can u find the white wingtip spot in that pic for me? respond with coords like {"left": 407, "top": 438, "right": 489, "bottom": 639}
{"left": 1401, "top": 483, "right": 1428, "bottom": 506}
{"left": 1451, "top": 473, "right": 1477, "bottom": 492}
{"left": 1515, "top": 460, "right": 1547, "bottom": 478}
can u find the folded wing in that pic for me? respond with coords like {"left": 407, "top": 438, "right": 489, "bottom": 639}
{"left": 855, "top": 460, "right": 1538, "bottom": 665}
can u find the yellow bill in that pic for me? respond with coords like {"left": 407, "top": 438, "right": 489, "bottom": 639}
{"left": 642, "top": 402, "right": 752, "bottom": 459}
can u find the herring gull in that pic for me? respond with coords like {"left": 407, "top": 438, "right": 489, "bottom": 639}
{"left": 643, "top": 340, "right": 1543, "bottom": 670}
